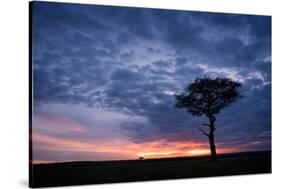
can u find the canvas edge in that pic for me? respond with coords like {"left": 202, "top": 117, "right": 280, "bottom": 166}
{"left": 29, "top": 1, "right": 34, "bottom": 188}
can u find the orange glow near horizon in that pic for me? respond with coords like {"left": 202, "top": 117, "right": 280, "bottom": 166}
{"left": 186, "top": 149, "right": 210, "bottom": 156}
{"left": 137, "top": 149, "right": 212, "bottom": 159}
{"left": 32, "top": 132, "right": 244, "bottom": 164}
{"left": 137, "top": 151, "right": 184, "bottom": 159}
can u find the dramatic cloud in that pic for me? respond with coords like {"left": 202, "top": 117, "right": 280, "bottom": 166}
{"left": 32, "top": 2, "right": 271, "bottom": 162}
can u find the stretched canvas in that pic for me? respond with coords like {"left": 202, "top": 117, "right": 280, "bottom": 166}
{"left": 29, "top": 1, "right": 272, "bottom": 188}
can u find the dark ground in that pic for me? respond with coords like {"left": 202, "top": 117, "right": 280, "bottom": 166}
{"left": 30, "top": 151, "right": 271, "bottom": 188}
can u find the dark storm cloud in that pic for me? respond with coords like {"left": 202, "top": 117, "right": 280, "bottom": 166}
{"left": 32, "top": 2, "right": 271, "bottom": 150}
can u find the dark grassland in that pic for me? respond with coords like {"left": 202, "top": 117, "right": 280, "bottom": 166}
{"left": 30, "top": 151, "right": 271, "bottom": 188}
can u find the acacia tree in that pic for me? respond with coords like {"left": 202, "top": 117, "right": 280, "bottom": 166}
{"left": 175, "top": 77, "right": 242, "bottom": 161}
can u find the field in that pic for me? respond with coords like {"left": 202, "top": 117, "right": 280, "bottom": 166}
{"left": 30, "top": 151, "right": 271, "bottom": 188}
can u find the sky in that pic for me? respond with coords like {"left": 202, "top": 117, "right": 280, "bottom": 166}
{"left": 31, "top": 2, "right": 271, "bottom": 163}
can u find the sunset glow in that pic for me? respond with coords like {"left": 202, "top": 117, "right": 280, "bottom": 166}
{"left": 32, "top": 107, "right": 264, "bottom": 163}
{"left": 186, "top": 149, "right": 210, "bottom": 156}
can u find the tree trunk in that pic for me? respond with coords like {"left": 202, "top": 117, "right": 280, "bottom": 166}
{"left": 209, "top": 131, "right": 217, "bottom": 161}
{"left": 208, "top": 115, "right": 218, "bottom": 162}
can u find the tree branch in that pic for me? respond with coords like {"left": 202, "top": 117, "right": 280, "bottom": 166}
{"left": 198, "top": 128, "right": 209, "bottom": 137}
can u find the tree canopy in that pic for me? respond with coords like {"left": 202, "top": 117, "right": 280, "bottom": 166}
{"left": 175, "top": 77, "right": 242, "bottom": 117}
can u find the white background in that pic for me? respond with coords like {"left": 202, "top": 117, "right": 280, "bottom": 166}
{"left": 0, "top": 0, "right": 280, "bottom": 188}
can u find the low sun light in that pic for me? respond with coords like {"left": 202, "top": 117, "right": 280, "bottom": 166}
{"left": 137, "top": 151, "right": 173, "bottom": 158}
{"left": 186, "top": 149, "right": 210, "bottom": 156}
{"left": 136, "top": 149, "right": 211, "bottom": 159}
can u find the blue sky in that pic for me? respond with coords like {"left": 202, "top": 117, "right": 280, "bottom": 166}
{"left": 32, "top": 1, "right": 271, "bottom": 163}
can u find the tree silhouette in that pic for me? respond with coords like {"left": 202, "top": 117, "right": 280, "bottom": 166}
{"left": 175, "top": 77, "right": 242, "bottom": 161}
